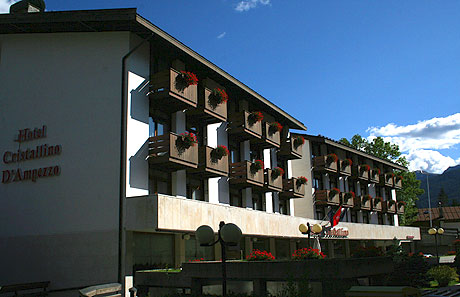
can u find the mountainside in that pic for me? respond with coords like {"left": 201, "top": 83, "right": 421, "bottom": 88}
{"left": 416, "top": 165, "right": 460, "bottom": 208}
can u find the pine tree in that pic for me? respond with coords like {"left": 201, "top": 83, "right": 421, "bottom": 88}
{"left": 437, "top": 188, "right": 449, "bottom": 206}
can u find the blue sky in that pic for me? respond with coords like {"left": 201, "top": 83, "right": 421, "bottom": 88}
{"left": 2, "top": 0, "right": 459, "bottom": 173}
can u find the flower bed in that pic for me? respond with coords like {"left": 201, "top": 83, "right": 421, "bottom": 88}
{"left": 292, "top": 247, "right": 326, "bottom": 260}
{"left": 246, "top": 249, "right": 275, "bottom": 261}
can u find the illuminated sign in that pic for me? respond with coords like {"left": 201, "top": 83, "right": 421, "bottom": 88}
{"left": 2, "top": 125, "right": 61, "bottom": 183}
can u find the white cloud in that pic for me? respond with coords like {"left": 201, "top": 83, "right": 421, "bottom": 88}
{"left": 217, "top": 32, "right": 226, "bottom": 39}
{"left": 367, "top": 113, "right": 460, "bottom": 173}
{"left": 235, "top": 0, "right": 271, "bottom": 12}
{"left": 0, "top": 0, "right": 17, "bottom": 13}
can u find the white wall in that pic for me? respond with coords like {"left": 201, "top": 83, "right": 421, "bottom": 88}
{"left": 0, "top": 31, "right": 131, "bottom": 290}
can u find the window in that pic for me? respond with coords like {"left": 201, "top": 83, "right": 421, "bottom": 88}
{"left": 149, "top": 116, "right": 169, "bottom": 137}
{"left": 253, "top": 192, "right": 264, "bottom": 211}
{"left": 375, "top": 186, "right": 382, "bottom": 197}
{"left": 351, "top": 210, "right": 358, "bottom": 223}
{"left": 149, "top": 170, "right": 171, "bottom": 195}
{"left": 378, "top": 213, "right": 384, "bottom": 225}
{"left": 312, "top": 173, "right": 323, "bottom": 190}
{"left": 362, "top": 211, "right": 369, "bottom": 224}
{"left": 187, "top": 177, "right": 203, "bottom": 201}
{"left": 280, "top": 199, "right": 289, "bottom": 215}
{"left": 230, "top": 188, "right": 242, "bottom": 207}
{"left": 388, "top": 214, "right": 394, "bottom": 226}
{"left": 348, "top": 179, "right": 356, "bottom": 193}
{"left": 360, "top": 184, "right": 367, "bottom": 196}
{"left": 329, "top": 176, "right": 338, "bottom": 189}
{"left": 315, "top": 206, "right": 326, "bottom": 220}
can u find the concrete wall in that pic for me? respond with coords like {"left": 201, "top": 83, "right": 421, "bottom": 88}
{"left": 292, "top": 140, "right": 314, "bottom": 219}
{"left": 0, "top": 32, "right": 131, "bottom": 290}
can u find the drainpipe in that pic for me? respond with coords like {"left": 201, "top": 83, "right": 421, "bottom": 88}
{"left": 119, "top": 33, "right": 154, "bottom": 292}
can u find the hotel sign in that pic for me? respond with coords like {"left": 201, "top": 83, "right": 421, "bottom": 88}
{"left": 2, "top": 125, "right": 61, "bottom": 183}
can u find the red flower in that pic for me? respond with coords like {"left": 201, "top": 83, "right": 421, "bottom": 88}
{"left": 293, "top": 135, "right": 305, "bottom": 147}
{"left": 246, "top": 249, "right": 275, "bottom": 261}
{"left": 269, "top": 122, "right": 283, "bottom": 133}
{"left": 296, "top": 176, "right": 308, "bottom": 186}
{"left": 292, "top": 247, "right": 326, "bottom": 260}
{"left": 180, "top": 71, "right": 199, "bottom": 86}
{"left": 248, "top": 111, "right": 264, "bottom": 123}
{"left": 271, "top": 167, "right": 285, "bottom": 179}
{"left": 326, "top": 153, "right": 338, "bottom": 163}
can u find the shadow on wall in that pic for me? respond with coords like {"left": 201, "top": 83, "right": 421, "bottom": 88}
{"left": 130, "top": 80, "right": 149, "bottom": 124}
{"left": 129, "top": 140, "right": 149, "bottom": 191}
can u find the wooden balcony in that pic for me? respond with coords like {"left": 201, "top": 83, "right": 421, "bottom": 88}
{"left": 341, "top": 193, "right": 355, "bottom": 208}
{"left": 149, "top": 68, "right": 198, "bottom": 112}
{"left": 229, "top": 161, "right": 264, "bottom": 188}
{"left": 380, "top": 173, "right": 394, "bottom": 187}
{"left": 383, "top": 200, "right": 397, "bottom": 214}
{"left": 372, "top": 197, "right": 383, "bottom": 212}
{"left": 228, "top": 111, "right": 262, "bottom": 141}
{"left": 338, "top": 160, "right": 352, "bottom": 176}
{"left": 187, "top": 78, "right": 227, "bottom": 124}
{"left": 353, "top": 196, "right": 371, "bottom": 211}
{"left": 278, "top": 135, "right": 303, "bottom": 160}
{"left": 314, "top": 189, "right": 340, "bottom": 206}
{"left": 394, "top": 176, "right": 403, "bottom": 189}
{"left": 369, "top": 169, "right": 380, "bottom": 184}
{"left": 397, "top": 201, "right": 405, "bottom": 215}
{"left": 280, "top": 178, "right": 305, "bottom": 199}
{"left": 148, "top": 133, "right": 198, "bottom": 170}
{"left": 264, "top": 168, "right": 283, "bottom": 192}
{"left": 352, "top": 165, "right": 370, "bottom": 182}
{"left": 313, "top": 156, "right": 338, "bottom": 174}
{"left": 253, "top": 122, "right": 281, "bottom": 148}
{"left": 189, "top": 146, "right": 228, "bottom": 178}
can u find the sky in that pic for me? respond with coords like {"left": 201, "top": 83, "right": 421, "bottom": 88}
{"left": 2, "top": 0, "right": 460, "bottom": 174}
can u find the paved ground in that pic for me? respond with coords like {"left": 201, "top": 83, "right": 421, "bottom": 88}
{"left": 439, "top": 255, "right": 456, "bottom": 264}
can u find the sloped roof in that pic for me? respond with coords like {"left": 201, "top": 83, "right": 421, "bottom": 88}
{"left": 416, "top": 207, "right": 460, "bottom": 222}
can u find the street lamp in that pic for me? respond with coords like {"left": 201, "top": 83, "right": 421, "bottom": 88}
{"left": 299, "top": 223, "right": 323, "bottom": 247}
{"left": 428, "top": 227, "right": 444, "bottom": 261}
{"left": 196, "top": 221, "right": 242, "bottom": 297}
{"left": 420, "top": 170, "right": 433, "bottom": 228}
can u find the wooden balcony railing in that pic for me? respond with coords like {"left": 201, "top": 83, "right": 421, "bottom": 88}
{"left": 148, "top": 132, "right": 198, "bottom": 170}
{"left": 314, "top": 189, "right": 340, "bottom": 206}
{"left": 383, "top": 200, "right": 397, "bottom": 214}
{"left": 264, "top": 168, "right": 283, "bottom": 192}
{"left": 338, "top": 160, "right": 352, "bottom": 176}
{"left": 229, "top": 161, "right": 264, "bottom": 188}
{"left": 353, "top": 196, "right": 371, "bottom": 211}
{"left": 397, "top": 201, "right": 405, "bottom": 215}
{"left": 189, "top": 146, "right": 228, "bottom": 177}
{"left": 372, "top": 197, "right": 383, "bottom": 212}
{"left": 380, "top": 173, "right": 394, "bottom": 187}
{"left": 341, "top": 193, "right": 355, "bottom": 208}
{"left": 187, "top": 78, "right": 227, "bottom": 124}
{"left": 313, "top": 156, "right": 338, "bottom": 174}
{"left": 149, "top": 68, "right": 198, "bottom": 112}
{"left": 352, "top": 165, "right": 370, "bottom": 182}
{"left": 278, "top": 135, "right": 303, "bottom": 160}
{"left": 394, "top": 176, "right": 403, "bottom": 189}
{"left": 228, "top": 111, "right": 262, "bottom": 141}
{"left": 280, "top": 178, "right": 305, "bottom": 199}
{"left": 369, "top": 169, "right": 380, "bottom": 184}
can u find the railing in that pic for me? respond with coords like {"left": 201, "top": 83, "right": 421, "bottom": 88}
{"left": 369, "top": 170, "right": 380, "bottom": 183}
{"left": 380, "top": 173, "right": 394, "bottom": 187}
{"left": 191, "top": 78, "right": 227, "bottom": 122}
{"left": 264, "top": 168, "right": 283, "bottom": 192}
{"left": 79, "top": 283, "right": 122, "bottom": 297}
{"left": 313, "top": 156, "right": 337, "bottom": 173}
{"left": 353, "top": 165, "right": 370, "bottom": 181}
{"left": 354, "top": 196, "right": 371, "bottom": 211}
{"left": 148, "top": 132, "right": 198, "bottom": 169}
{"left": 341, "top": 193, "right": 355, "bottom": 208}
{"left": 263, "top": 122, "right": 281, "bottom": 148}
{"left": 228, "top": 111, "right": 262, "bottom": 139}
{"left": 372, "top": 197, "right": 383, "bottom": 212}
{"left": 279, "top": 135, "right": 303, "bottom": 160}
{"left": 195, "top": 146, "right": 229, "bottom": 177}
{"left": 229, "top": 161, "right": 264, "bottom": 187}
{"left": 149, "top": 68, "right": 198, "bottom": 109}
{"left": 394, "top": 176, "right": 403, "bottom": 189}
{"left": 338, "top": 160, "right": 352, "bottom": 176}
{"left": 397, "top": 202, "right": 405, "bottom": 215}
{"left": 281, "top": 178, "right": 305, "bottom": 198}
{"left": 314, "top": 189, "right": 340, "bottom": 206}
{"left": 382, "top": 200, "right": 397, "bottom": 214}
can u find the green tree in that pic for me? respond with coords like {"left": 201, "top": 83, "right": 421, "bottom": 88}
{"left": 452, "top": 199, "right": 459, "bottom": 207}
{"left": 339, "top": 135, "right": 423, "bottom": 225}
{"left": 437, "top": 188, "right": 449, "bottom": 206}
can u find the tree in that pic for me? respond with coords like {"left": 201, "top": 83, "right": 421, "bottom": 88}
{"left": 452, "top": 199, "right": 459, "bottom": 207}
{"left": 339, "top": 135, "right": 423, "bottom": 225}
{"left": 437, "top": 188, "right": 449, "bottom": 206}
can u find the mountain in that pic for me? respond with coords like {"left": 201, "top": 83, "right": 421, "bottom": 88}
{"left": 415, "top": 164, "right": 460, "bottom": 208}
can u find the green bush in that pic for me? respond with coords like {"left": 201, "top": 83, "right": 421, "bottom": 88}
{"left": 384, "top": 252, "right": 430, "bottom": 288}
{"left": 427, "top": 265, "right": 458, "bottom": 287}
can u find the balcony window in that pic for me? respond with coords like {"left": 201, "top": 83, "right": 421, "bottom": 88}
{"left": 329, "top": 177, "right": 339, "bottom": 190}
{"left": 253, "top": 192, "right": 264, "bottom": 211}
{"left": 312, "top": 173, "right": 322, "bottom": 190}
{"left": 351, "top": 210, "right": 358, "bottom": 223}
{"left": 360, "top": 184, "right": 367, "bottom": 195}
{"left": 363, "top": 211, "right": 369, "bottom": 224}
{"left": 279, "top": 199, "right": 289, "bottom": 215}
{"left": 315, "top": 206, "right": 325, "bottom": 220}
{"left": 187, "top": 177, "right": 203, "bottom": 201}
{"left": 348, "top": 179, "right": 356, "bottom": 193}
{"left": 378, "top": 213, "right": 384, "bottom": 225}
{"left": 149, "top": 170, "right": 171, "bottom": 195}
{"left": 149, "top": 117, "right": 168, "bottom": 137}
{"left": 230, "top": 188, "right": 242, "bottom": 207}
{"left": 388, "top": 214, "right": 394, "bottom": 226}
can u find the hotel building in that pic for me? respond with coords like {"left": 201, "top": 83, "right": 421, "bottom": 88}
{"left": 0, "top": 2, "right": 420, "bottom": 296}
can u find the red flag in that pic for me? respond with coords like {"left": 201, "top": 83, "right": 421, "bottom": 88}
{"left": 332, "top": 205, "right": 343, "bottom": 227}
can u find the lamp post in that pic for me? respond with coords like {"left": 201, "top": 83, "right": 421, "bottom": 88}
{"left": 299, "top": 223, "right": 323, "bottom": 247}
{"left": 428, "top": 227, "right": 444, "bottom": 261}
{"left": 420, "top": 170, "right": 433, "bottom": 228}
{"left": 196, "top": 221, "right": 242, "bottom": 297}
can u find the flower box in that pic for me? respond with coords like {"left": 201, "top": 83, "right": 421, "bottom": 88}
{"left": 394, "top": 175, "right": 403, "bottom": 189}
{"left": 228, "top": 111, "right": 262, "bottom": 140}
{"left": 313, "top": 155, "right": 338, "bottom": 174}
{"left": 372, "top": 197, "right": 383, "bottom": 212}
{"left": 190, "top": 145, "right": 229, "bottom": 177}
{"left": 369, "top": 168, "right": 381, "bottom": 184}
{"left": 149, "top": 68, "right": 198, "bottom": 112}
{"left": 314, "top": 189, "right": 340, "bottom": 206}
{"left": 279, "top": 135, "right": 303, "bottom": 160}
{"left": 264, "top": 168, "right": 283, "bottom": 192}
{"left": 188, "top": 78, "right": 227, "bottom": 123}
{"left": 397, "top": 201, "right": 405, "bottom": 215}
{"left": 148, "top": 132, "right": 198, "bottom": 170}
{"left": 354, "top": 195, "right": 371, "bottom": 211}
{"left": 380, "top": 173, "right": 394, "bottom": 187}
{"left": 341, "top": 192, "right": 355, "bottom": 208}
{"left": 262, "top": 122, "right": 281, "bottom": 148}
{"left": 338, "top": 159, "right": 352, "bottom": 176}
{"left": 229, "top": 161, "right": 264, "bottom": 188}
{"left": 280, "top": 177, "right": 305, "bottom": 199}
{"left": 383, "top": 200, "right": 397, "bottom": 214}
{"left": 353, "top": 165, "right": 370, "bottom": 182}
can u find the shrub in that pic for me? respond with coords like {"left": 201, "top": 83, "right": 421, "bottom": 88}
{"left": 351, "top": 246, "right": 383, "bottom": 258}
{"left": 447, "top": 251, "right": 456, "bottom": 256}
{"left": 385, "top": 252, "right": 430, "bottom": 288}
{"left": 360, "top": 164, "right": 371, "bottom": 172}
{"left": 342, "top": 158, "right": 352, "bottom": 167}
{"left": 343, "top": 191, "right": 355, "bottom": 202}
{"left": 427, "top": 265, "right": 458, "bottom": 287}
{"left": 292, "top": 247, "right": 326, "bottom": 260}
{"left": 246, "top": 249, "right": 275, "bottom": 261}
{"left": 329, "top": 187, "right": 340, "bottom": 198}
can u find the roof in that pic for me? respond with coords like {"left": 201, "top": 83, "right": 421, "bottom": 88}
{"left": 416, "top": 207, "right": 460, "bottom": 222}
{"left": 295, "top": 134, "right": 408, "bottom": 171}
{"left": 0, "top": 8, "right": 306, "bottom": 130}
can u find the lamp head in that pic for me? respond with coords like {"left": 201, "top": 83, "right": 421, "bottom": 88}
{"left": 428, "top": 228, "right": 437, "bottom": 235}
{"left": 220, "top": 223, "right": 242, "bottom": 245}
{"left": 196, "top": 225, "right": 215, "bottom": 246}
{"left": 438, "top": 228, "right": 445, "bottom": 235}
{"left": 299, "top": 224, "right": 308, "bottom": 234}
{"left": 311, "top": 224, "right": 323, "bottom": 234}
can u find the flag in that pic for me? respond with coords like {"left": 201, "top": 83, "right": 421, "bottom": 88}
{"left": 331, "top": 205, "right": 348, "bottom": 227}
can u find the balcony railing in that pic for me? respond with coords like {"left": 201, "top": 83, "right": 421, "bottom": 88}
{"left": 148, "top": 132, "right": 198, "bottom": 170}
{"left": 372, "top": 197, "right": 383, "bottom": 212}
{"left": 369, "top": 169, "right": 380, "bottom": 184}
{"left": 229, "top": 161, "right": 264, "bottom": 188}
{"left": 313, "top": 156, "right": 338, "bottom": 174}
{"left": 228, "top": 111, "right": 262, "bottom": 140}
{"left": 314, "top": 189, "right": 340, "bottom": 206}
{"left": 278, "top": 135, "right": 303, "bottom": 160}
{"left": 353, "top": 196, "right": 371, "bottom": 211}
{"left": 397, "top": 201, "right": 405, "bottom": 215}
{"left": 149, "top": 68, "right": 198, "bottom": 112}
{"left": 189, "top": 146, "right": 228, "bottom": 177}
{"left": 338, "top": 160, "right": 352, "bottom": 176}
{"left": 380, "top": 173, "right": 394, "bottom": 187}
{"left": 352, "top": 165, "right": 370, "bottom": 182}
{"left": 280, "top": 178, "right": 305, "bottom": 199}
{"left": 394, "top": 176, "right": 403, "bottom": 189}
{"left": 187, "top": 78, "right": 227, "bottom": 124}
{"left": 264, "top": 169, "right": 283, "bottom": 192}
{"left": 383, "top": 200, "right": 397, "bottom": 214}
{"left": 341, "top": 193, "right": 355, "bottom": 208}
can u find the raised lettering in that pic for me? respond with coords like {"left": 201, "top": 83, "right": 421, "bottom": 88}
{"left": 3, "top": 151, "right": 11, "bottom": 164}
{"left": 12, "top": 168, "right": 22, "bottom": 182}
{"left": 54, "top": 166, "right": 60, "bottom": 175}
{"left": 2, "top": 170, "right": 11, "bottom": 183}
